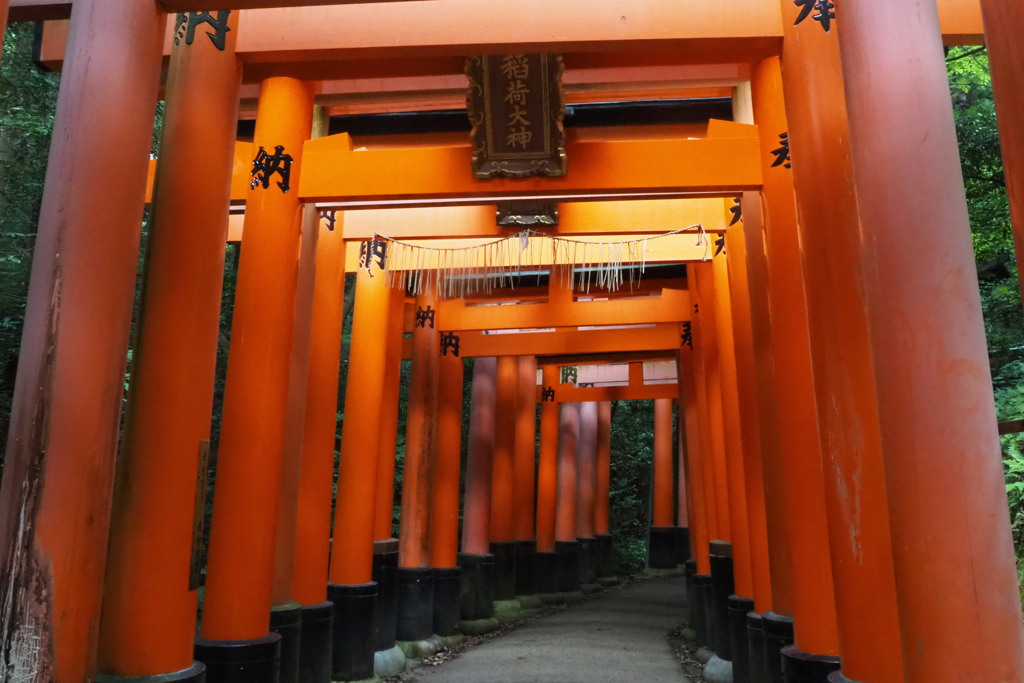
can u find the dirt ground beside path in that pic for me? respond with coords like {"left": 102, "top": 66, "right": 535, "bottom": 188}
{"left": 395, "top": 576, "right": 698, "bottom": 683}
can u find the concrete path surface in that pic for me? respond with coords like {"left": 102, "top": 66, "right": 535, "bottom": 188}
{"left": 407, "top": 577, "right": 689, "bottom": 683}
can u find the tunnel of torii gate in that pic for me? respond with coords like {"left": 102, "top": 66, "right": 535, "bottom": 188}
{"left": 1, "top": 0, "right": 1024, "bottom": 682}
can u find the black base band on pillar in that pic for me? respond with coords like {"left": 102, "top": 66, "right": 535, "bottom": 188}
{"left": 489, "top": 541, "right": 518, "bottom": 600}
{"left": 700, "top": 572, "right": 717, "bottom": 653}
{"left": 457, "top": 552, "right": 495, "bottom": 620}
{"left": 709, "top": 541, "right": 735, "bottom": 660}
{"left": 762, "top": 611, "right": 795, "bottom": 683}
{"left": 674, "top": 526, "right": 692, "bottom": 566}
{"left": 372, "top": 539, "right": 400, "bottom": 652}
{"left": 432, "top": 566, "right": 462, "bottom": 637}
{"left": 826, "top": 671, "right": 860, "bottom": 683}
{"left": 647, "top": 526, "right": 677, "bottom": 569}
{"left": 780, "top": 645, "right": 840, "bottom": 683}
{"left": 514, "top": 540, "right": 537, "bottom": 595}
{"left": 97, "top": 662, "right": 206, "bottom": 682}
{"left": 728, "top": 595, "right": 756, "bottom": 683}
{"left": 746, "top": 611, "right": 766, "bottom": 683}
{"left": 688, "top": 573, "right": 710, "bottom": 645}
{"left": 594, "top": 534, "right": 613, "bottom": 577}
{"left": 534, "top": 551, "right": 559, "bottom": 594}
{"left": 270, "top": 602, "right": 302, "bottom": 683}
{"left": 326, "top": 582, "right": 377, "bottom": 682}
{"left": 554, "top": 540, "right": 581, "bottom": 593}
{"left": 195, "top": 632, "right": 281, "bottom": 683}
{"left": 298, "top": 601, "right": 333, "bottom": 683}
{"left": 577, "top": 536, "right": 598, "bottom": 585}
{"left": 396, "top": 567, "right": 435, "bottom": 642}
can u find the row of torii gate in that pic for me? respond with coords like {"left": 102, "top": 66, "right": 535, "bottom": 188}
{"left": 2, "top": 1, "right": 1024, "bottom": 683}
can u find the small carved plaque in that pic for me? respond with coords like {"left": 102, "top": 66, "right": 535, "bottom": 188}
{"left": 467, "top": 54, "right": 567, "bottom": 179}
{"left": 496, "top": 202, "right": 559, "bottom": 227}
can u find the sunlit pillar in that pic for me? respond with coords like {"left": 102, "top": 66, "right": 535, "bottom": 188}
{"left": 648, "top": 398, "right": 677, "bottom": 570}
{"left": 513, "top": 355, "right": 539, "bottom": 597}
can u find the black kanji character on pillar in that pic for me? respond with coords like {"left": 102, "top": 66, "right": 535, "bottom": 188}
{"left": 174, "top": 11, "right": 231, "bottom": 51}
{"left": 415, "top": 306, "right": 436, "bottom": 329}
{"left": 681, "top": 321, "right": 693, "bottom": 349}
{"left": 251, "top": 145, "right": 294, "bottom": 192}
{"left": 794, "top": 0, "right": 835, "bottom": 32}
{"left": 320, "top": 210, "right": 337, "bottom": 232}
{"left": 771, "top": 132, "right": 792, "bottom": 169}
{"left": 714, "top": 232, "right": 726, "bottom": 257}
{"left": 729, "top": 197, "right": 742, "bottom": 226}
{"left": 440, "top": 332, "right": 461, "bottom": 357}
{"left": 541, "top": 386, "right": 556, "bottom": 402}
{"left": 358, "top": 240, "right": 387, "bottom": 275}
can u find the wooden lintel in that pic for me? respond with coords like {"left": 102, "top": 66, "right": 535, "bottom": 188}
{"left": 537, "top": 381, "right": 679, "bottom": 404}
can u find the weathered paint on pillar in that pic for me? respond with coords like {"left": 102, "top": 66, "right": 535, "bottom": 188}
{"left": 980, "top": 0, "right": 1024, "bottom": 307}
{"left": 399, "top": 287, "right": 441, "bottom": 569}
{"left": 201, "top": 76, "right": 314, "bottom": 640}
{"left": 678, "top": 350, "right": 712, "bottom": 576}
{"left": 490, "top": 356, "right": 517, "bottom": 544}
{"left": 373, "top": 287, "right": 407, "bottom": 541}
{"left": 576, "top": 402, "right": 599, "bottom": 539}
{"left": 96, "top": 10, "right": 240, "bottom": 675}
{"left": 594, "top": 401, "right": 612, "bottom": 537}
{"left": 837, "top": 2, "right": 1024, "bottom": 678}
{"left": 292, "top": 209, "right": 347, "bottom": 606}
{"left": 652, "top": 398, "right": 674, "bottom": 528}
{"left": 555, "top": 403, "right": 581, "bottom": 543}
{"left": 536, "top": 364, "right": 560, "bottom": 553}
{"left": 514, "top": 355, "right": 538, "bottom": 542}
{"left": 329, "top": 253, "right": 393, "bottom": 585}
{"left": 461, "top": 357, "right": 497, "bottom": 555}
{"left": 430, "top": 352, "right": 464, "bottom": 569}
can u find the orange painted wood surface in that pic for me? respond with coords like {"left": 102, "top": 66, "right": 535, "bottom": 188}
{"left": 490, "top": 357, "right": 518, "bottom": 544}
{"left": 514, "top": 356, "right": 538, "bottom": 541}
{"left": 430, "top": 353, "right": 464, "bottom": 568}
{"left": 462, "top": 357, "right": 497, "bottom": 555}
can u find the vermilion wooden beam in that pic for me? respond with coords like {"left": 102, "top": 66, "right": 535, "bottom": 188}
{"left": 535, "top": 377, "right": 679, "bottom": 403}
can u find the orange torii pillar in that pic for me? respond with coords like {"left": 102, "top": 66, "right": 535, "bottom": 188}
{"left": 291, "top": 211, "right": 348, "bottom": 683}
{"left": 196, "top": 77, "right": 313, "bottom": 680}
{"left": 396, "top": 287, "right": 441, "bottom": 644}
{"left": 980, "top": 1, "right": 1024, "bottom": 307}
{"left": 648, "top": 397, "right": 678, "bottom": 570}
{"left": 327, "top": 248, "right": 393, "bottom": 681}
{"left": 576, "top": 401, "right": 601, "bottom": 588}
{"left": 95, "top": 12, "right": 238, "bottom": 682}
{"left": 837, "top": 3, "right": 1024, "bottom": 680}
{"left": 430, "top": 346, "right": 466, "bottom": 637}
{"left": 514, "top": 355, "right": 539, "bottom": 598}
{"left": 490, "top": 356, "right": 520, "bottom": 605}
{"left": 594, "top": 401, "right": 615, "bottom": 579}
{"left": 555, "top": 402, "right": 583, "bottom": 594}
{"left": 371, "top": 285, "right": 407, "bottom": 672}
{"left": 673, "top": 397, "right": 692, "bottom": 569}
{"left": 765, "top": 19, "right": 901, "bottom": 679}
{"left": 459, "top": 357, "right": 499, "bottom": 630}
{"left": 0, "top": 1, "right": 164, "bottom": 679}
{"left": 534, "top": 364, "right": 562, "bottom": 595}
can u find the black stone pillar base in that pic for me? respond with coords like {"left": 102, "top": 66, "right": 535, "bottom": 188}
{"left": 270, "top": 602, "right": 302, "bottom": 683}
{"left": 674, "top": 526, "right": 692, "bottom": 565}
{"left": 647, "top": 526, "right": 677, "bottom": 569}
{"left": 457, "top": 552, "right": 495, "bottom": 620}
{"left": 396, "top": 567, "right": 435, "bottom": 642}
{"left": 728, "top": 596, "right": 755, "bottom": 683}
{"left": 687, "top": 572, "right": 709, "bottom": 645}
{"left": 326, "top": 582, "right": 377, "bottom": 682}
{"left": 554, "top": 540, "right": 581, "bottom": 593}
{"left": 696, "top": 573, "right": 713, "bottom": 648}
{"left": 534, "top": 550, "right": 559, "bottom": 594}
{"left": 372, "top": 539, "right": 399, "bottom": 652}
{"left": 195, "top": 632, "right": 281, "bottom": 683}
{"left": 746, "top": 611, "right": 766, "bottom": 683}
{"left": 514, "top": 540, "right": 537, "bottom": 595}
{"left": 594, "top": 534, "right": 614, "bottom": 578}
{"left": 826, "top": 672, "right": 860, "bottom": 683}
{"left": 489, "top": 541, "right": 518, "bottom": 600}
{"left": 709, "top": 541, "right": 735, "bottom": 660}
{"left": 762, "top": 611, "right": 795, "bottom": 683}
{"left": 432, "top": 566, "right": 462, "bottom": 637}
{"left": 97, "top": 662, "right": 206, "bottom": 682}
{"left": 298, "top": 601, "right": 333, "bottom": 683}
{"left": 780, "top": 645, "right": 840, "bottom": 683}
{"left": 578, "top": 536, "right": 598, "bottom": 585}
